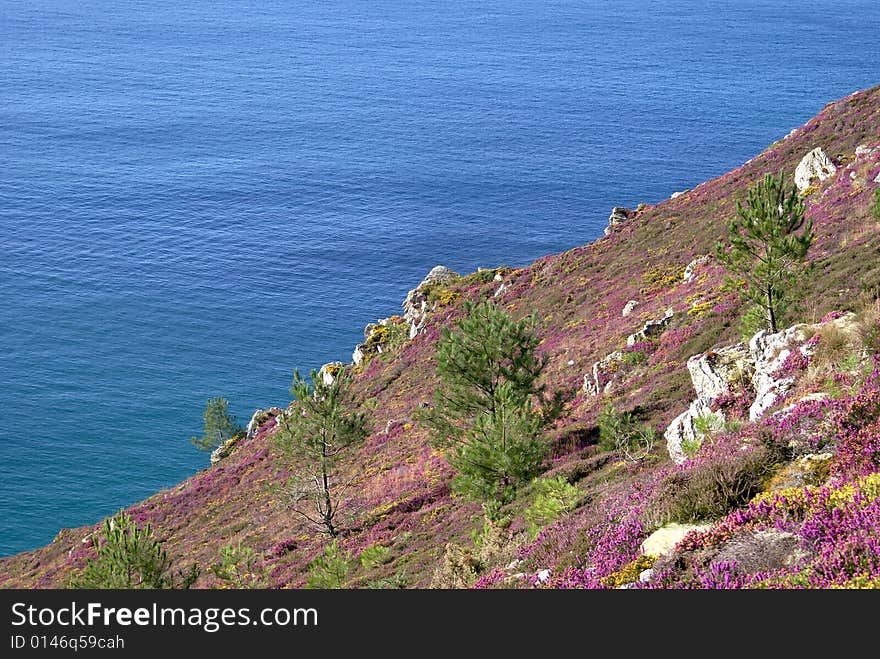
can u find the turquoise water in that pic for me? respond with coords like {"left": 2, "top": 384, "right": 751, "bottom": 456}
{"left": 1, "top": 0, "right": 879, "bottom": 556}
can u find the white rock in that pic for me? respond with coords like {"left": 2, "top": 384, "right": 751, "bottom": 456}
{"left": 794, "top": 147, "right": 837, "bottom": 192}
{"left": 245, "top": 408, "right": 281, "bottom": 440}
{"left": 604, "top": 207, "right": 632, "bottom": 236}
{"left": 494, "top": 282, "right": 508, "bottom": 298}
{"left": 748, "top": 324, "right": 811, "bottom": 420}
{"left": 670, "top": 190, "right": 689, "bottom": 199}
{"left": 641, "top": 523, "right": 712, "bottom": 557}
{"left": 319, "top": 361, "right": 344, "bottom": 386}
{"left": 402, "top": 265, "right": 459, "bottom": 338}
{"left": 855, "top": 144, "right": 876, "bottom": 157}
{"left": 622, "top": 300, "right": 639, "bottom": 317}
{"left": 664, "top": 398, "right": 724, "bottom": 464}
{"left": 639, "top": 568, "right": 655, "bottom": 583}
{"left": 352, "top": 344, "right": 366, "bottom": 367}
{"left": 682, "top": 255, "right": 710, "bottom": 283}
{"left": 687, "top": 343, "right": 751, "bottom": 401}
{"left": 536, "top": 569, "right": 551, "bottom": 583}
{"left": 875, "top": 172, "right": 880, "bottom": 184}
{"left": 626, "top": 308, "right": 673, "bottom": 346}
{"left": 584, "top": 350, "right": 624, "bottom": 396}
{"left": 665, "top": 343, "right": 749, "bottom": 462}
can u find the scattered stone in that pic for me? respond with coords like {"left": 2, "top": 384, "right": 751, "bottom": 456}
{"left": 794, "top": 147, "right": 837, "bottom": 192}
{"left": 536, "top": 569, "right": 551, "bottom": 583}
{"left": 639, "top": 568, "right": 655, "bottom": 583}
{"left": 622, "top": 300, "right": 639, "bottom": 317}
{"left": 670, "top": 190, "right": 690, "bottom": 199}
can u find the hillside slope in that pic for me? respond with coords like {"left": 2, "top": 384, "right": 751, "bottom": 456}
{"left": 3, "top": 85, "right": 880, "bottom": 589}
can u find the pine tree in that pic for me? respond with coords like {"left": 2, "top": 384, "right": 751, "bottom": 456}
{"left": 715, "top": 171, "right": 813, "bottom": 333}
{"left": 191, "top": 396, "right": 243, "bottom": 451}
{"left": 274, "top": 368, "right": 367, "bottom": 537}
{"left": 422, "top": 300, "right": 560, "bottom": 509}
{"left": 67, "top": 511, "right": 199, "bottom": 589}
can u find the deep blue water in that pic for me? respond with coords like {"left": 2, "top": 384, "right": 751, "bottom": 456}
{"left": 1, "top": 0, "right": 878, "bottom": 557}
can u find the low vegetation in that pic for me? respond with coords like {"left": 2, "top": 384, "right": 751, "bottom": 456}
{"left": 4, "top": 85, "right": 880, "bottom": 591}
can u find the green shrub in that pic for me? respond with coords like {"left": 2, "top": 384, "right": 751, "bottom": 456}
{"left": 305, "top": 540, "right": 351, "bottom": 589}
{"left": 359, "top": 544, "right": 393, "bottom": 569}
{"left": 681, "top": 436, "right": 703, "bottom": 459}
{"left": 524, "top": 476, "right": 582, "bottom": 537}
{"left": 648, "top": 435, "right": 787, "bottom": 525}
{"left": 67, "top": 511, "right": 198, "bottom": 589}
{"left": 871, "top": 186, "right": 880, "bottom": 224}
{"left": 210, "top": 541, "right": 263, "bottom": 588}
{"left": 366, "top": 572, "right": 409, "bottom": 589}
{"left": 597, "top": 404, "right": 658, "bottom": 461}
{"left": 621, "top": 349, "right": 648, "bottom": 366}
{"left": 738, "top": 304, "right": 767, "bottom": 341}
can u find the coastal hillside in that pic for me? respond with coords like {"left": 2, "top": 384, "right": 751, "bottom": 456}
{"left": 3, "top": 85, "right": 880, "bottom": 589}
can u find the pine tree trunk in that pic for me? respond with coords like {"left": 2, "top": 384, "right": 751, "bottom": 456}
{"left": 766, "top": 286, "right": 777, "bottom": 333}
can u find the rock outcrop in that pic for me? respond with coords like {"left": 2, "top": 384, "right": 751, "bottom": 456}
{"left": 353, "top": 316, "right": 407, "bottom": 367}
{"left": 749, "top": 312, "right": 857, "bottom": 420}
{"left": 403, "top": 265, "right": 459, "bottom": 339}
{"left": 665, "top": 313, "right": 859, "bottom": 461}
{"left": 319, "top": 361, "right": 345, "bottom": 385}
{"left": 246, "top": 407, "right": 283, "bottom": 440}
{"left": 604, "top": 207, "right": 635, "bottom": 236}
{"left": 682, "top": 255, "right": 710, "bottom": 284}
{"left": 622, "top": 300, "right": 638, "bottom": 317}
{"left": 747, "top": 324, "right": 814, "bottom": 420}
{"left": 664, "top": 343, "right": 752, "bottom": 463}
{"left": 584, "top": 350, "right": 624, "bottom": 396}
{"left": 626, "top": 307, "right": 673, "bottom": 346}
{"left": 794, "top": 147, "right": 837, "bottom": 192}
{"left": 210, "top": 436, "right": 242, "bottom": 466}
